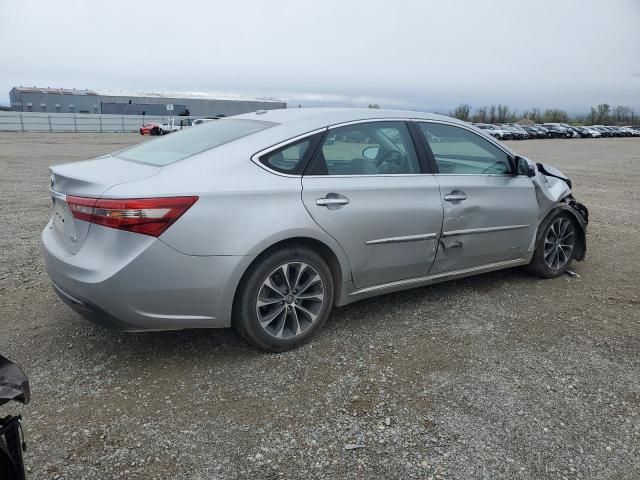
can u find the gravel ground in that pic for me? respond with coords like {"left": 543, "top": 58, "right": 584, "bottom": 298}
{"left": 1, "top": 133, "right": 639, "bottom": 480}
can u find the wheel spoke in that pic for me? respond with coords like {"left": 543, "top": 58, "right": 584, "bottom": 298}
{"left": 290, "top": 307, "right": 302, "bottom": 336}
{"left": 296, "top": 291, "right": 324, "bottom": 302}
{"left": 291, "top": 263, "right": 305, "bottom": 292}
{"left": 558, "top": 219, "right": 568, "bottom": 239}
{"left": 280, "top": 265, "right": 292, "bottom": 292}
{"left": 259, "top": 304, "right": 286, "bottom": 327}
{"left": 264, "top": 276, "right": 284, "bottom": 297}
{"left": 273, "top": 309, "right": 288, "bottom": 338}
{"left": 257, "top": 295, "right": 283, "bottom": 308}
{"left": 298, "top": 272, "right": 321, "bottom": 295}
{"left": 295, "top": 303, "right": 319, "bottom": 322}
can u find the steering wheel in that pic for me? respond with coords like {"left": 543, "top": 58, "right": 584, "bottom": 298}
{"left": 375, "top": 150, "right": 407, "bottom": 174}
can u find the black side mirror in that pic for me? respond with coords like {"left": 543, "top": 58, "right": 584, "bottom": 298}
{"left": 513, "top": 156, "right": 536, "bottom": 177}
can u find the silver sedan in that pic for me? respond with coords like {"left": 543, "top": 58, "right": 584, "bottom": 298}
{"left": 42, "top": 108, "right": 589, "bottom": 351}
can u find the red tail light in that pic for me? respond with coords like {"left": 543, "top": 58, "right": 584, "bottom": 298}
{"left": 66, "top": 196, "right": 198, "bottom": 237}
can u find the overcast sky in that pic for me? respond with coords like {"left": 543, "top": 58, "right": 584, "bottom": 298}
{"left": 1, "top": 0, "right": 639, "bottom": 114}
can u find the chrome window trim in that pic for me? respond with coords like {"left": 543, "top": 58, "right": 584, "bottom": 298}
{"left": 304, "top": 173, "right": 435, "bottom": 178}
{"left": 250, "top": 127, "right": 327, "bottom": 178}
{"left": 327, "top": 117, "right": 416, "bottom": 129}
{"left": 365, "top": 232, "right": 438, "bottom": 245}
{"left": 442, "top": 224, "right": 530, "bottom": 237}
{"left": 250, "top": 118, "right": 521, "bottom": 178}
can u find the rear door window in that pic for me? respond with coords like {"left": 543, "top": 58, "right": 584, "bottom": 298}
{"left": 308, "top": 121, "right": 421, "bottom": 175}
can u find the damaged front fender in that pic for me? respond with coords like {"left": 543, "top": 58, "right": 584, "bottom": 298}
{"left": 526, "top": 160, "right": 589, "bottom": 261}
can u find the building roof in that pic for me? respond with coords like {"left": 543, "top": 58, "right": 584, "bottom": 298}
{"left": 12, "top": 86, "right": 99, "bottom": 95}
{"left": 96, "top": 89, "right": 283, "bottom": 103}
{"left": 11, "top": 86, "right": 283, "bottom": 103}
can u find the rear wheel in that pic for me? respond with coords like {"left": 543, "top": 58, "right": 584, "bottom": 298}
{"left": 527, "top": 212, "right": 578, "bottom": 278}
{"left": 233, "top": 246, "right": 334, "bottom": 352}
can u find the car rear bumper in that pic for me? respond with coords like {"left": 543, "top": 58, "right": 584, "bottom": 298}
{"left": 42, "top": 223, "right": 251, "bottom": 331}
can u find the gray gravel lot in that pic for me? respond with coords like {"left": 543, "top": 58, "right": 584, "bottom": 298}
{"left": 1, "top": 133, "right": 639, "bottom": 479}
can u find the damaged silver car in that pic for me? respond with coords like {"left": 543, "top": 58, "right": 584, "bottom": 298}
{"left": 42, "top": 108, "right": 588, "bottom": 351}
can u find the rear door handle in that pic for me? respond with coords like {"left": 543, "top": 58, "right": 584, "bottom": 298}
{"left": 316, "top": 194, "right": 349, "bottom": 209}
{"left": 316, "top": 197, "right": 349, "bottom": 207}
{"left": 444, "top": 192, "right": 467, "bottom": 202}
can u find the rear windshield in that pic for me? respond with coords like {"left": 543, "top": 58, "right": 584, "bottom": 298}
{"left": 115, "top": 119, "right": 275, "bottom": 166}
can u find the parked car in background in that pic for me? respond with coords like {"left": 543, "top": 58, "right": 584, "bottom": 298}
{"left": 534, "top": 125, "right": 552, "bottom": 138}
{"left": 42, "top": 108, "right": 588, "bottom": 351}
{"left": 505, "top": 124, "right": 531, "bottom": 140}
{"left": 543, "top": 123, "right": 572, "bottom": 138}
{"left": 139, "top": 123, "right": 162, "bottom": 136}
{"left": 620, "top": 126, "right": 640, "bottom": 136}
{"left": 473, "top": 123, "right": 513, "bottom": 140}
{"left": 521, "top": 125, "right": 546, "bottom": 139}
{"left": 590, "top": 126, "right": 613, "bottom": 137}
{"left": 600, "top": 126, "right": 624, "bottom": 137}
{"left": 500, "top": 124, "right": 528, "bottom": 140}
{"left": 568, "top": 126, "right": 591, "bottom": 138}
{"left": 578, "top": 126, "right": 602, "bottom": 138}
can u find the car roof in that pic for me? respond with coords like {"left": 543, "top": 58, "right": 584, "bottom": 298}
{"left": 233, "top": 107, "right": 464, "bottom": 130}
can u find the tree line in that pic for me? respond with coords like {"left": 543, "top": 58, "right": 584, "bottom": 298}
{"left": 447, "top": 103, "right": 636, "bottom": 125}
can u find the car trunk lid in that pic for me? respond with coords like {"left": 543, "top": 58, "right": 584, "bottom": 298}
{"left": 49, "top": 155, "right": 161, "bottom": 254}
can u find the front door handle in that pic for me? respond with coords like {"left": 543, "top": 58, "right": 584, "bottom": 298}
{"left": 444, "top": 192, "right": 467, "bottom": 202}
{"left": 316, "top": 194, "right": 349, "bottom": 209}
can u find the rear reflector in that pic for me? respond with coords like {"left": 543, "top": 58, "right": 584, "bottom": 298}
{"left": 66, "top": 196, "right": 198, "bottom": 237}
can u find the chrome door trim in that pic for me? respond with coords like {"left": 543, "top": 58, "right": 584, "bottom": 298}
{"left": 441, "top": 224, "right": 530, "bottom": 237}
{"left": 250, "top": 127, "right": 327, "bottom": 178}
{"left": 365, "top": 232, "right": 438, "bottom": 245}
{"left": 304, "top": 173, "right": 434, "bottom": 178}
{"left": 349, "top": 257, "right": 528, "bottom": 297}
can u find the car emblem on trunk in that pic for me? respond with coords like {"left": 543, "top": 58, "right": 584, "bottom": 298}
{"left": 69, "top": 234, "right": 77, "bottom": 244}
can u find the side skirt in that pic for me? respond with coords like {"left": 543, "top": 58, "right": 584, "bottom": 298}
{"left": 339, "top": 257, "right": 531, "bottom": 306}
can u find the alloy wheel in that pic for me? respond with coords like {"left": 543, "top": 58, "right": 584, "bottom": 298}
{"left": 255, "top": 262, "right": 325, "bottom": 339}
{"left": 544, "top": 217, "right": 575, "bottom": 270}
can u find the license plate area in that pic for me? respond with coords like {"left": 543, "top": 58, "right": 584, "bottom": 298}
{"left": 52, "top": 198, "right": 67, "bottom": 236}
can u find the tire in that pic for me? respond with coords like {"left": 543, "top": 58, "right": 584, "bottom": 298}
{"left": 527, "top": 211, "right": 578, "bottom": 278}
{"left": 233, "top": 246, "right": 334, "bottom": 352}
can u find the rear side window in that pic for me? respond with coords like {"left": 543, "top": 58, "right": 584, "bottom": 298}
{"left": 260, "top": 139, "right": 311, "bottom": 173}
{"left": 115, "top": 119, "right": 274, "bottom": 166}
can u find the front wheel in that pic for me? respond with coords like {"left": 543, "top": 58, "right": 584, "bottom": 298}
{"left": 233, "top": 246, "right": 334, "bottom": 352}
{"left": 527, "top": 212, "right": 578, "bottom": 278}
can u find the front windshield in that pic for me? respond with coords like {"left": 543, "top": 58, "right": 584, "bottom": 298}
{"left": 115, "top": 119, "right": 275, "bottom": 166}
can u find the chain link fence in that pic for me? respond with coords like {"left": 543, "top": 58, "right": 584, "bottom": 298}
{"left": 0, "top": 112, "right": 171, "bottom": 133}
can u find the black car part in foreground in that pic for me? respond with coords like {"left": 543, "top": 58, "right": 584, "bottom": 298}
{"left": 0, "top": 355, "right": 30, "bottom": 480}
